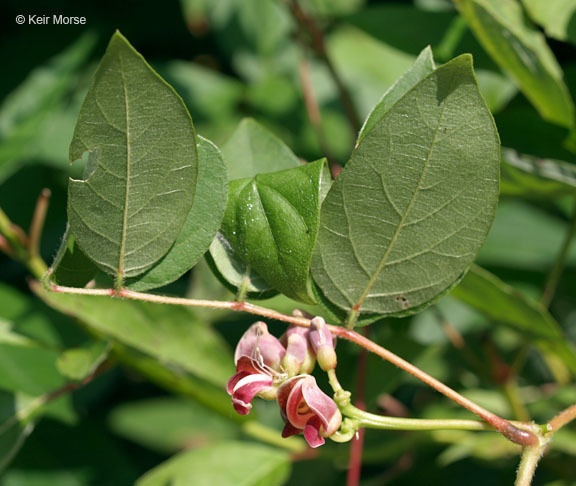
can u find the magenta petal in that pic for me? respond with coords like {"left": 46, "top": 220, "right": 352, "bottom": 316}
{"left": 230, "top": 374, "right": 274, "bottom": 415}
{"left": 281, "top": 422, "right": 302, "bottom": 438}
{"left": 308, "top": 317, "right": 335, "bottom": 352}
{"left": 301, "top": 376, "right": 341, "bottom": 436}
{"left": 227, "top": 370, "right": 251, "bottom": 395}
{"left": 234, "top": 322, "right": 286, "bottom": 369}
{"left": 285, "top": 378, "right": 316, "bottom": 429}
{"left": 304, "top": 417, "right": 325, "bottom": 448}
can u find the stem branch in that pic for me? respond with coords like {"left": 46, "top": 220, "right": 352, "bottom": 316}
{"left": 548, "top": 403, "right": 576, "bottom": 432}
{"left": 46, "top": 283, "right": 538, "bottom": 446}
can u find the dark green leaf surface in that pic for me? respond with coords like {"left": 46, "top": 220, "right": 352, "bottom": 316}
{"left": 222, "top": 118, "right": 300, "bottom": 181}
{"left": 108, "top": 397, "right": 239, "bottom": 454}
{"left": 67, "top": 32, "right": 198, "bottom": 282}
{"left": 36, "top": 289, "right": 234, "bottom": 388}
{"left": 312, "top": 55, "right": 499, "bottom": 318}
{"left": 136, "top": 441, "right": 291, "bottom": 486}
{"left": 358, "top": 46, "right": 436, "bottom": 143}
{"left": 500, "top": 148, "right": 576, "bottom": 197}
{"left": 221, "top": 159, "right": 331, "bottom": 303}
{"left": 452, "top": 265, "right": 576, "bottom": 374}
{"left": 50, "top": 227, "right": 97, "bottom": 288}
{"left": 126, "top": 136, "right": 227, "bottom": 290}
{"left": 522, "top": 0, "right": 576, "bottom": 44}
{"left": 455, "top": 0, "right": 574, "bottom": 128}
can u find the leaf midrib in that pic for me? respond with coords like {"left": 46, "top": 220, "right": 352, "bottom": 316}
{"left": 117, "top": 51, "right": 131, "bottom": 282}
{"left": 351, "top": 81, "right": 452, "bottom": 312}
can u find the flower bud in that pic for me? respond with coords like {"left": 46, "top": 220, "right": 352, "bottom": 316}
{"left": 281, "top": 325, "right": 316, "bottom": 375}
{"left": 309, "top": 317, "right": 337, "bottom": 371}
{"left": 234, "top": 321, "right": 285, "bottom": 370}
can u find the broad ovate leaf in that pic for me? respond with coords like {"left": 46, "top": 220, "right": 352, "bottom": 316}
{"left": 67, "top": 32, "right": 198, "bottom": 283}
{"left": 358, "top": 45, "right": 436, "bottom": 144}
{"left": 220, "top": 159, "right": 331, "bottom": 304}
{"left": 126, "top": 136, "right": 227, "bottom": 291}
{"left": 312, "top": 55, "right": 499, "bottom": 320}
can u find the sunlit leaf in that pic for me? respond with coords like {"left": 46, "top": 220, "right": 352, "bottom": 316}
{"left": 454, "top": 0, "right": 574, "bottom": 128}
{"left": 312, "top": 55, "right": 499, "bottom": 320}
{"left": 67, "top": 32, "right": 198, "bottom": 283}
{"left": 522, "top": 0, "right": 576, "bottom": 44}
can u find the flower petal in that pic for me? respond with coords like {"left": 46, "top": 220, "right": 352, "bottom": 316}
{"left": 302, "top": 376, "right": 342, "bottom": 437}
{"left": 230, "top": 373, "right": 274, "bottom": 415}
{"left": 303, "top": 416, "right": 326, "bottom": 448}
{"left": 234, "top": 322, "right": 286, "bottom": 369}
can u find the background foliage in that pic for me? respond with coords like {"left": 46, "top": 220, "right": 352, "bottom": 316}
{"left": 1, "top": 0, "right": 576, "bottom": 484}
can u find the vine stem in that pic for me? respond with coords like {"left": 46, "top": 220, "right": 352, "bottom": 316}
{"left": 287, "top": 0, "right": 361, "bottom": 136}
{"left": 548, "top": 403, "right": 576, "bottom": 432}
{"left": 45, "top": 283, "right": 538, "bottom": 446}
{"left": 515, "top": 436, "right": 549, "bottom": 486}
{"left": 541, "top": 197, "right": 576, "bottom": 308}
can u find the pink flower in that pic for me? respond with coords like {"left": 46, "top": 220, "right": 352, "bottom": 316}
{"left": 227, "top": 322, "right": 286, "bottom": 414}
{"left": 277, "top": 375, "right": 342, "bottom": 448}
{"left": 234, "top": 321, "right": 285, "bottom": 368}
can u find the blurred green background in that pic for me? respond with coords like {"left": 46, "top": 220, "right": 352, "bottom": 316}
{"left": 1, "top": 0, "right": 576, "bottom": 484}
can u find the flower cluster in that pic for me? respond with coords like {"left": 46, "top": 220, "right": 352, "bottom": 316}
{"left": 226, "top": 318, "right": 341, "bottom": 448}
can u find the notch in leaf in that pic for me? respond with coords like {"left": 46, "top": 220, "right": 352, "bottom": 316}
{"left": 312, "top": 54, "right": 500, "bottom": 325}
{"left": 67, "top": 32, "right": 198, "bottom": 288}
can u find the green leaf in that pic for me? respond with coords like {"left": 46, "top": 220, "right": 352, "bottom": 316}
{"left": 358, "top": 46, "right": 436, "bottom": 143}
{"left": 56, "top": 341, "right": 110, "bottom": 382}
{"left": 35, "top": 288, "right": 234, "bottom": 388}
{"left": 108, "top": 397, "right": 239, "bottom": 454}
{"left": 455, "top": 0, "right": 574, "bottom": 128}
{"left": 500, "top": 148, "right": 576, "bottom": 197}
{"left": 50, "top": 227, "right": 98, "bottom": 288}
{"left": 222, "top": 118, "right": 300, "bottom": 181}
{"left": 126, "top": 136, "right": 228, "bottom": 291}
{"left": 220, "top": 159, "right": 331, "bottom": 303}
{"left": 452, "top": 265, "right": 576, "bottom": 375}
{"left": 209, "top": 118, "right": 308, "bottom": 297}
{"left": 67, "top": 32, "right": 198, "bottom": 283}
{"left": 136, "top": 441, "right": 291, "bottom": 486}
{"left": 312, "top": 55, "right": 499, "bottom": 319}
{"left": 522, "top": 0, "right": 576, "bottom": 44}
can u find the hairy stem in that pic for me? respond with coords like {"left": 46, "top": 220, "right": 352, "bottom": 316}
{"left": 46, "top": 283, "right": 538, "bottom": 446}
{"left": 548, "top": 403, "right": 576, "bottom": 432}
{"left": 515, "top": 440, "right": 548, "bottom": 486}
{"left": 541, "top": 197, "right": 576, "bottom": 308}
